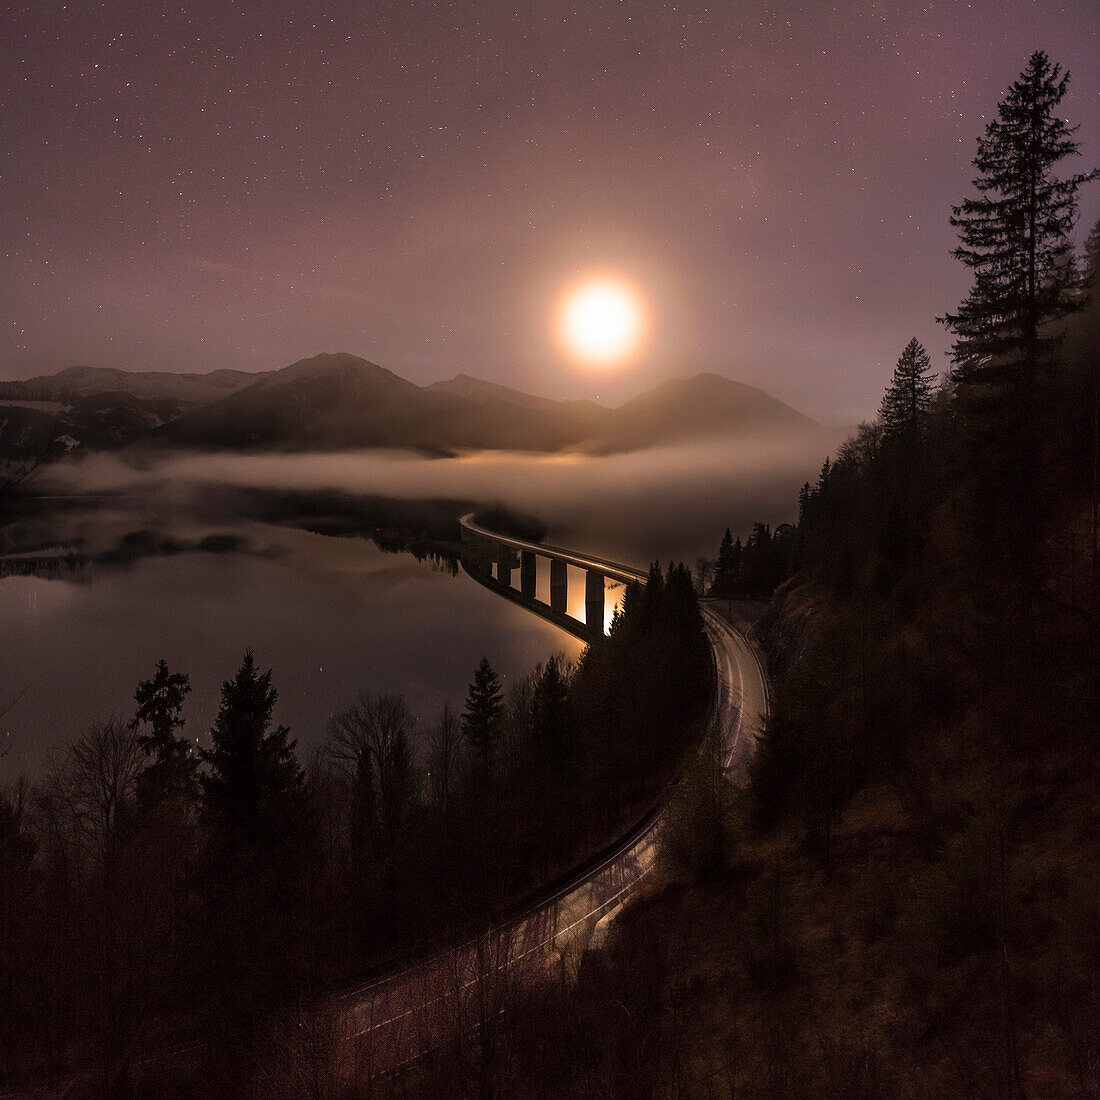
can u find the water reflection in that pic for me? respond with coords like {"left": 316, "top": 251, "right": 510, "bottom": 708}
{"left": 0, "top": 529, "right": 583, "bottom": 778}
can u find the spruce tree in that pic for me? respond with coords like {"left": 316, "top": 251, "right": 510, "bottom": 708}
{"left": 531, "top": 656, "right": 571, "bottom": 769}
{"left": 941, "top": 52, "right": 1097, "bottom": 395}
{"left": 461, "top": 657, "right": 503, "bottom": 775}
{"left": 940, "top": 53, "right": 1096, "bottom": 581}
{"left": 879, "top": 338, "right": 936, "bottom": 439}
{"left": 200, "top": 650, "right": 303, "bottom": 849}
{"left": 712, "top": 528, "right": 735, "bottom": 596}
{"left": 132, "top": 659, "right": 197, "bottom": 809}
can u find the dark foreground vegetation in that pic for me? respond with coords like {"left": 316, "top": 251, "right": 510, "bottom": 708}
{"left": 0, "top": 555, "right": 709, "bottom": 1095}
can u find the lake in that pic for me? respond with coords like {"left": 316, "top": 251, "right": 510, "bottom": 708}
{"left": 0, "top": 528, "right": 586, "bottom": 777}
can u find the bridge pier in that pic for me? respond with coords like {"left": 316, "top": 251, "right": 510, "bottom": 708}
{"left": 520, "top": 550, "right": 537, "bottom": 600}
{"left": 585, "top": 571, "right": 605, "bottom": 636}
{"left": 497, "top": 543, "right": 517, "bottom": 586}
{"left": 550, "top": 559, "right": 568, "bottom": 614}
{"left": 475, "top": 532, "right": 492, "bottom": 576}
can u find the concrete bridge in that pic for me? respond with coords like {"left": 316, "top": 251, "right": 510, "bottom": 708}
{"left": 459, "top": 513, "right": 644, "bottom": 641}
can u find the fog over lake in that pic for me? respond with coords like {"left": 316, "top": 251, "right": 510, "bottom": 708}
{"left": 1, "top": 436, "right": 831, "bottom": 775}
{"left": 36, "top": 433, "right": 833, "bottom": 561}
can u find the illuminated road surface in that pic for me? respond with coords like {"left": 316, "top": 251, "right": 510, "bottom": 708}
{"left": 335, "top": 552, "right": 769, "bottom": 1075}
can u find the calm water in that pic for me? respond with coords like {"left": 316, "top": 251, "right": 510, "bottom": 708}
{"left": 0, "top": 528, "right": 585, "bottom": 777}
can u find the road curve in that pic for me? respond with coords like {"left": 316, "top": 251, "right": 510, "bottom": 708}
{"left": 700, "top": 603, "right": 770, "bottom": 773}
{"left": 459, "top": 512, "right": 646, "bottom": 586}
{"left": 337, "top": 527, "right": 770, "bottom": 1073}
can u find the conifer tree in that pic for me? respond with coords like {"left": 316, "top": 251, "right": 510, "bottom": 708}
{"left": 201, "top": 650, "right": 303, "bottom": 849}
{"left": 132, "top": 660, "right": 197, "bottom": 809}
{"left": 712, "top": 528, "right": 736, "bottom": 595}
{"left": 941, "top": 53, "right": 1096, "bottom": 581}
{"left": 879, "top": 338, "right": 936, "bottom": 439}
{"left": 461, "top": 657, "right": 503, "bottom": 775}
{"left": 941, "top": 52, "right": 1097, "bottom": 394}
{"left": 531, "top": 656, "right": 571, "bottom": 770}
{"left": 1085, "top": 216, "right": 1100, "bottom": 287}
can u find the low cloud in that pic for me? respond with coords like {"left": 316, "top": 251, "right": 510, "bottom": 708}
{"left": 39, "top": 432, "right": 835, "bottom": 563}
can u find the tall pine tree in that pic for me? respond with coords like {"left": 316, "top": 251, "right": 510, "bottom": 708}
{"left": 132, "top": 659, "right": 197, "bottom": 810}
{"left": 879, "top": 338, "right": 936, "bottom": 440}
{"left": 531, "top": 655, "right": 570, "bottom": 768}
{"left": 200, "top": 650, "right": 303, "bottom": 850}
{"left": 461, "top": 657, "right": 503, "bottom": 777}
{"left": 712, "top": 528, "right": 736, "bottom": 596}
{"left": 941, "top": 52, "right": 1096, "bottom": 395}
{"left": 940, "top": 52, "right": 1097, "bottom": 581}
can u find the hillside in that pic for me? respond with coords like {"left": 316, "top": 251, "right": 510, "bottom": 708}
{"left": 596, "top": 371, "right": 819, "bottom": 452}
{"left": 0, "top": 365, "right": 273, "bottom": 462}
{"left": 0, "top": 391, "right": 191, "bottom": 458}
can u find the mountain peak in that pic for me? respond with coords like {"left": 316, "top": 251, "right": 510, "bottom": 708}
{"left": 246, "top": 352, "right": 417, "bottom": 397}
{"left": 427, "top": 373, "right": 560, "bottom": 412}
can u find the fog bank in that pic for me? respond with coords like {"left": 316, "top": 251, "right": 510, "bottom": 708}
{"left": 40, "top": 433, "right": 837, "bottom": 564}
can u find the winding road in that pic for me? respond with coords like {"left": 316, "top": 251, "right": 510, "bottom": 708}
{"left": 336, "top": 529, "right": 770, "bottom": 1074}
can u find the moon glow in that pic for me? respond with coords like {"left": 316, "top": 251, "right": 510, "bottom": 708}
{"left": 558, "top": 279, "right": 645, "bottom": 366}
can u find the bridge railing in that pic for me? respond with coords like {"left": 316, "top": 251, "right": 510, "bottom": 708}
{"left": 459, "top": 513, "right": 644, "bottom": 642}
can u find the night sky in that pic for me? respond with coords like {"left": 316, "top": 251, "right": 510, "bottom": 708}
{"left": 3, "top": 1, "right": 1098, "bottom": 419}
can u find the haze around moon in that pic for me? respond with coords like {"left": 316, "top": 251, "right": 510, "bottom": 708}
{"left": 557, "top": 278, "right": 646, "bottom": 368}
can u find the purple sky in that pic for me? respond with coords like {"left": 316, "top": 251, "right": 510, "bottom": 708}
{"left": 2, "top": 0, "right": 1098, "bottom": 419}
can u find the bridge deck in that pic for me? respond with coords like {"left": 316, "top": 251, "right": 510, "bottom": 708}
{"left": 459, "top": 513, "right": 646, "bottom": 585}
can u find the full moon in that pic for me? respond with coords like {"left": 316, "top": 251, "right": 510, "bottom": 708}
{"left": 558, "top": 279, "right": 645, "bottom": 366}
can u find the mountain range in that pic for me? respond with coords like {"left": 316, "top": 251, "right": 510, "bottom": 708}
{"left": 0, "top": 352, "right": 823, "bottom": 460}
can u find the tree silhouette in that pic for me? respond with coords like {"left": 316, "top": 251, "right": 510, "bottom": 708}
{"left": 200, "top": 650, "right": 303, "bottom": 850}
{"left": 462, "top": 657, "right": 503, "bottom": 776}
{"left": 1084, "top": 216, "right": 1100, "bottom": 287}
{"left": 531, "top": 655, "right": 571, "bottom": 770}
{"left": 57, "top": 718, "right": 144, "bottom": 867}
{"left": 712, "top": 528, "right": 736, "bottom": 596}
{"left": 941, "top": 52, "right": 1097, "bottom": 394}
{"left": 879, "top": 338, "right": 936, "bottom": 440}
{"left": 132, "top": 660, "right": 196, "bottom": 809}
{"left": 940, "top": 52, "right": 1097, "bottom": 581}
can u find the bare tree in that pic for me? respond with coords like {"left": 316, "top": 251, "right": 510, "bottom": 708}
{"left": 0, "top": 777, "right": 37, "bottom": 1085}
{"left": 328, "top": 692, "right": 420, "bottom": 939}
{"left": 0, "top": 438, "right": 55, "bottom": 504}
{"left": 328, "top": 691, "right": 419, "bottom": 854}
{"left": 694, "top": 556, "right": 716, "bottom": 596}
{"left": 53, "top": 717, "right": 143, "bottom": 867}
